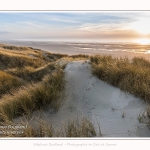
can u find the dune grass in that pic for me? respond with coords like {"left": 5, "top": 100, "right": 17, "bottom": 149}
{"left": 64, "top": 117, "right": 96, "bottom": 137}
{"left": 0, "top": 43, "right": 99, "bottom": 137}
{"left": 45, "top": 52, "right": 68, "bottom": 60}
{"left": 0, "top": 117, "right": 97, "bottom": 137}
{"left": 0, "top": 44, "right": 90, "bottom": 122}
{"left": 7, "top": 62, "right": 57, "bottom": 82}
{"left": 90, "top": 55, "right": 150, "bottom": 103}
{"left": 1, "top": 45, "right": 31, "bottom": 51}
{"left": 71, "top": 54, "right": 89, "bottom": 59}
{"left": 0, "top": 70, "right": 24, "bottom": 96}
{"left": 0, "top": 52, "right": 46, "bottom": 69}
{"left": 0, "top": 69, "right": 64, "bottom": 121}
{"left": 90, "top": 55, "right": 150, "bottom": 128}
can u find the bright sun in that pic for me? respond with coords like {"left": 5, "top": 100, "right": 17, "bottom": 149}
{"left": 134, "top": 38, "right": 150, "bottom": 45}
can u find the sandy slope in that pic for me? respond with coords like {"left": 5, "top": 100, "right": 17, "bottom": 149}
{"left": 61, "top": 60, "right": 150, "bottom": 137}
{"left": 15, "top": 60, "right": 150, "bottom": 137}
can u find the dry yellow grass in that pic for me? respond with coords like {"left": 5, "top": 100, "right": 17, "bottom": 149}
{"left": 0, "top": 69, "right": 64, "bottom": 121}
{"left": 90, "top": 55, "right": 150, "bottom": 128}
{"left": 0, "top": 44, "right": 68, "bottom": 122}
{"left": 7, "top": 62, "right": 57, "bottom": 82}
{"left": 90, "top": 55, "right": 150, "bottom": 102}
{"left": 0, "top": 117, "right": 97, "bottom": 137}
{"left": 0, "top": 70, "right": 24, "bottom": 96}
{"left": 0, "top": 43, "right": 98, "bottom": 138}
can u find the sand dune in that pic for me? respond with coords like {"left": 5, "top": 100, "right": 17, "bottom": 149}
{"left": 18, "top": 60, "right": 150, "bottom": 137}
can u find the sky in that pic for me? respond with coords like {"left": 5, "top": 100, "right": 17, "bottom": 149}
{"left": 0, "top": 11, "right": 150, "bottom": 43}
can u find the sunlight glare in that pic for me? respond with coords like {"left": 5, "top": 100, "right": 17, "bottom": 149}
{"left": 134, "top": 38, "right": 150, "bottom": 45}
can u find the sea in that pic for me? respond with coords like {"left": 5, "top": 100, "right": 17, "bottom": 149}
{"left": 1, "top": 40, "right": 150, "bottom": 59}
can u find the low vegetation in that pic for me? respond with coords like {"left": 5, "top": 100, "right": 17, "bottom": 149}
{"left": 0, "top": 43, "right": 95, "bottom": 137}
{"left": 0, "top": 44, "right": 67, "bottom": 121}
{"left": 0, "top": 70, "right": 64, "bottom": 121}
{"left": 0, "top": 117, "right": 96, "bottom": 137}
{"left": 64, "top": 117, "right": 96, "bottom": 137}
{"left": 0, "top": 51, "right": 45, "bottom": 69}
{"left": 7, "top": 63, "right": 57, "bottom": 82}
{"left": 90, "top": 55, "right": 150, "bottom": 128}
{"left": 0, "top": 70, "right": 24, "bottom": 96}
{"left": 90, "top": 55, "right": 150, "bottom": 103}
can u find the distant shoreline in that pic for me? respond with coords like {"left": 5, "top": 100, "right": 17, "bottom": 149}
{"left": 1, "top": 40, "right": 150, "bottom": 60}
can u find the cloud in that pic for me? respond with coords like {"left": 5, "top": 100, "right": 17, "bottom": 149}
{"left": 43, "top": 15, "right": 80, "bottom": 24}
{"left": 77, "top": 22, "right": 126, "bottom": 32}
{"left": 0, "top": 12, "right": 150, "bottom": 42}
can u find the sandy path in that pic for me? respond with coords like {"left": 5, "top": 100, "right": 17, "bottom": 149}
{"left": 15, "top": 60, "right": 150, "bottom": 137}
{"left": 57, "top": 60, "right": 150, "bottom": 137}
